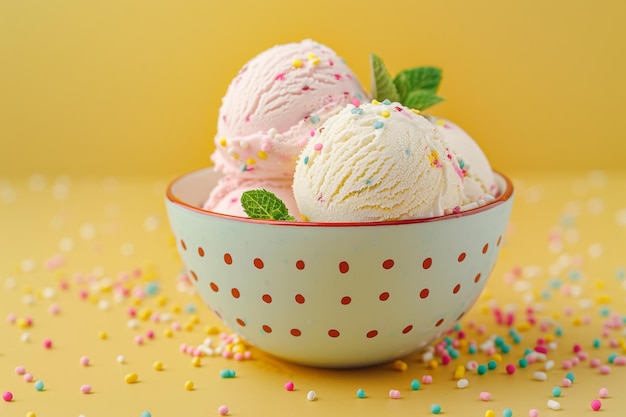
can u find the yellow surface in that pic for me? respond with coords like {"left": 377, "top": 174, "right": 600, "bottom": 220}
{"left": 2, "top": 171, "right": 626, "bottom": 416}
{"left": 2, "top": 0, "right": 626, "bottom": 176}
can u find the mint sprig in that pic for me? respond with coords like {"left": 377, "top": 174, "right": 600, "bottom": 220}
{"left": 241, "top": 189, "right": 295, "bottom": 221}
{"left": 370, "top": 54, "right": 444, "bottom": 111}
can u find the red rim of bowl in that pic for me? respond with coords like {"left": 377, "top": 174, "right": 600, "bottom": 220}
{"left": 166, "top": 169, "right": 514, "bottom": 227}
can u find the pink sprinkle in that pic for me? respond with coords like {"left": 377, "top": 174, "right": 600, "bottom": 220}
{"left": 389, "top": 389, "right": 401, "bottom": 399}
{"left": 599, "top": 365, "right": 611, "bottom": 374}
{"left": 261, "top": 142, "right": 272, "bottom": 152}
{"left": 2, "top": 391, "right": 13, "bottom": 402}
{"left": 573, "top": 344, "right": 582, "bottom": 353}
{"left": 233, "top": 352, "right": 244, "bottom": 361}
{"left": 485, "top": 346, "right": 496, "bottom": 356}
{"left": 185, "top": 346, "right": 194, "bottom": 355}
{"left": 590, "top": 399, "right": 602, "bottom": 411}
{"left": 609, "top": 339, "right": 619, "bottom": 348}
{"left": 351, "top": 97, "right": 360, "bottom": 107}
{"left": 529, "top": 409, "right": 539, "bottom": 417}
{"left": 614, "top": 356, "right": 626, "bottom": 365}
{"left": 134, "top": 335, "right": 144, "bottom": 345}
{"left": 171, "top": 322, "right": 181, "bottom": 331}
{"left": 146, "top": 330, "right": 155, "bottom": 339}
{"left": 192, "top": 349, "right": 202, "bottom": 357}
{"left": 15, "top": 366, "right": 26, "bottom": 375}
{"left": 571, "top": 356, "right": 580, "bottom": 366}
{"left": 590, "top": 358, "right": 601, "bottom": 368}
{"left": 179, "top": 343, "right": 188, "bottom": 353}
{"left": 479, "top": 391, "right": 492, "bottom": 401}
{"left": 561, "top": 378, "right": 572, "bottom": 387}
{"left": 535, "top": 346, "right": 548, "bottom": 354}
{"left": 243, "top": 351, "right": 252, "bottom": 360}
{"left": 23, "top": 373, "right": 34, "bottom": 382}
{"left": 59, "top": 280, "right": 69, "bottom": 290}
{"left": 43, "top": 339, "right": 52, "bottom": 349}
{"left": 313, "top": 143, "right": 323, "bottom": 151}
{"left": 466, "top": 361, "right": 478, "bottom": 371}
{"left": 422, "top": 375, "right": 433, "bottom": 384}
{"left": 25, "top": 317, "right": 33, "bottom": 326}
{"left": 275, "top": 73, "right": 285, "bottom": 81}
{"left": 127, "top": 308, "right": 137, "bottom": 317}
{"left": 80, "top": 384, "right": 92, "bottom": 394}
{"left": 577, "top": 351, "right": 589, "bottom": 361}
{"left": 562, "top": 360, "right": 573, "bottom": 369}
{"left": 218, "top": 405, "right": 229, "bottom": 415}
{"left": 80, "top": 356, "right": 90, "bottom": 366}
{"left": 48, "top": 304, "right": 60, "bottom": 315}
{"left": 505, "top": 364, "right": 516, "bottom": 375}
{"left": 222, "top": 350, "right": 231, "bottom": 359}
{"left": 441, "top": 354, "right": 451, "bottom": 365}
{"left": 599, "top": 388, "right": 609, "bottom": 398}
{"left": 284, "top": 381, "right": 294, "bottom": 391}
{"left": 6, "top": 313, "right": 17, "bottom": 324}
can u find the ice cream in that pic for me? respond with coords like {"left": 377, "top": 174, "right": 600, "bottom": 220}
{"left": 203, "top": 175, "right": 299, "bottom": 218}
{"left": 427, "top": 116, "right": 497, "bottom": 203}
{"left": 292, "top": 100, "right": 465, "bottom": 222}
{"left": 209, "top": 39, "right": 369, "bottom": 180}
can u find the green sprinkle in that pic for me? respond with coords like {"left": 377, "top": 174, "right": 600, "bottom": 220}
{"left": 140, "top": 412, "right": 152, "bottom": 417}
{"left": 552, "top": 386, "right": 562, "bottom": 397}
{"left": 593, "top": 338, "right": 601, "bottom": 348}
{"left": 356, "top": 388, "right": 366, "bottom": 398}
{"left": 310, "top": 114, "right": 320, "bottom": 123}
{"left": 518, "top": 358, "right": 529, "bottom": 368}
{"left": 495, "top": 336, "right": 505, "bottom": 347}
{"left": 565, "top": 372, "right": 575, "bottom": 382}
{"left": 477, "top": 364, "right": 488, "bottom": 375}
{"left": 351, "top": 107, "right": 363, "bottom": 114}
{"left": 373, "top": 121, "right": 384, "bottom": 129}
{"left": 608, "top": 353, "right": 618, "bottom": 363}
{"left": 501, "top": 344, "right": 512, "bottom": 353}
{"left": 34, "top": 380, "right": 44, "bottom": 391}
{"left": 410, "top": 379, "right": 421, "bottom": 390}
{"left": 503, "top": 408, "right": 513, "bottom": 417}
{"left": 430, "top": 404, "right": 442, "bottom": 414}
{"left": 303, "top": 155, "right": 309, "bottom": 165}
{"left": 555, "top": 327, "right": 563, "bottom": 336}
{"left": 449, "top": 349, "right": 460, "bottom": 359}
{"left": 220, "top": 369, "right": 236, "bottom": 378}
{"left": 468, "top": 345, "right": 477, "bottom": 354}
{"left": 487, "top": 360, "right": 498, "bottom": 370}
{"left": 382, "top": 99, "right": 392, "bottom": 105}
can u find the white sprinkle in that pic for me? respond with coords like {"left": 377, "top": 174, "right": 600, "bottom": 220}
{"left": 421, "top": 351, "right": 434, "bottom": 363}
{"left": 548, "top": 341, "right": 558, "bottom": 350}
{"left": 4, "top": 277, "right": 16, "bottom": 289}
{"left": 547, "top": 399, "right": 561, "bottom": 410}
{"left": 534, "top": 371, "right": 548, "bottom": 381}
{"left": 52, "top": 182, "right": 70, "bottom": 200}
{"left": 127, "top": 319, "right": 139, "bottom": 329}
{"left": 98, "top": 300, "right": 110, "bottom": 311}
{"left": 120, "top": 242, "right": 135, "bottom": 257}
{"left": 80, "top": 223, "right": 96, "bottom": 240}
{"left": 616, "top": 208, "right": 626, "bottom": 226}
{"left": 545, "top": 360, "right": 555, "bottom": 371}
{"left": 457, "top": 379, "right": 469, "bottom": 389}
{"left": 21, "top": 259, "right": 36, "bottom": 273}
{"left": 21, "top": 332, "right": 31, "bottom": 342}
{"left": 144, "top": 215, "right": 160, "bottom": 232}
{"left": 42, "top": 287, "right": 56, "bottom": 299}
{"left": 22, "top": 294, "right": 36, "bottom": 305}
{"left": 116, "top": 355, "right": 125, "bottom": 364}
{"left": 160, "top": 313, "right": 172, "bottom": 322}
{"left": 588, "top": 243, "right": 603, "bottom": 258}
{"left": 1, "top": 187, "right": 17, "bottom": 203}
{"left": 306, "top": 390, "right": 317, "bottom": 401}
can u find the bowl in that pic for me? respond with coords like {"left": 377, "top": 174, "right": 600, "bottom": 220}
{"left": 165, "top": 168, "right": 514, "bottom": 368}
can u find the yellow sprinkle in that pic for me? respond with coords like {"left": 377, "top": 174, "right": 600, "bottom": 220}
{"left": 219, "top": 137, "right": 227, "bottom": 147}
{"left": 87, "top": 294, "right": 99, "bottom": 304}
{"left": 23, "top": 285, "right": 33, "bottom": 294}
{"left": 205, "top": 325, "right": 220, "bottom": 335}
{"left": 572, "top": 317, "right": 582, "bottom": 326}
{"left": 171, "top": 304, "right": 182, "bottom": 314}
{"left": 232, "top": 343, "right": 246, "bottom": 354}
{"left": 485, "top": 410, "right": 495, "bottom": 417}
{"left": 480, "top": 305, "right": 490, "bottom": 315}
{"left": 380, "top": 110, "right": 390, "bottom": 118}
{"left": 156, "top": 295, "right": 167, "bottom": 306}
{"left": 27, "top": 412, "right": 37, "bottom": 417}
{"left": 17, "top": 318, "right": 29, "bottom": 328}
{"left": 292, "top": 58, "right": 303, "bottom": 68}
{"left": 192, "top": 356, "right": 202, "bottom": 367}
{"left": 596, "top": 294, "right": 611, "bottom": 304}
{"left": 98, "top": 331, "right": 108, "bottom": 340}
{"left": 231, "top": 153, "right": 239, "bottom": 160}
{"left": 491, "top": 354, "right": 502, "bottom": 363}
{"left": 410, "top": 108, "right": 421, "bottom": 115}
{"left": 153, "top": 361, "right": 163, "bottom": 371}
{"left": 124, "top": 372, "right": 138, "bottom": 384}
{"left": 185, "top": 380, "right": 194, "bottom": 391}
{"left": 183, "top": 322, "right": 194, "bottom": 332}
{"left": 516, "top": 322, "right": 531, "bottom": 332}
{"left": 545, "top": 334, "right": 555, "bottom": 342}
{"left": 35, "top": 289, "right": 43, "bottom": 299}
{"left": 245, "top": 157, "right": 256, "bottom": 166}
{"left": 391, "top": 359, "right": 408, "bottom": 371}
{"left": 552, "top": 312, "right": 560, "bottom": 319}
{"left": 458, "top": 339, "right": 468, "bottom": 349}
{"left": 371, "top": 99, "right": 380, "bottom": 105}
{"left": 138, "top": 308, "right": 152, "bottom": 321}
{"left": 435, "top": 118, "right": 446, "bottom": 126}
{"left": 454, "top": 365, "right": 465, "bottom": 379}
{"left": 300, "top": 214, "right": 310, "bottom": 222}
{"left": 190, "top": 315, "right": 200, "bottom": 325}
{"left": 163, "top": 328, "right": 174, "bottom": 338}
{"left": 257, "top": 150, "right": 268, "bottom": 160}
{"left": 595, "top": 281, "right": 605, "bottom": 290}
{"left": 428, "top": 359, "right": 439, "bottom": 369}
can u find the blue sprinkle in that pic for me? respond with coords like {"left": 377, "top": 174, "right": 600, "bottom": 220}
{"left": 351, "top": 107, "right": 363, "bottom": 114}
{"left": 356, "top": 388, "right": 366, "bottom": 398}
{"left": 239, "top": 164, "right": 247, "bottom": 172}
{"left": 555, "top": 327, "right": 563, "bottom": 336}
{"left": 140, "top": 412, "right": 152, "bottom": 417}
{"left": 145, "top": 281, "right": 159, "bottom": 296}
{"left": 459, "top": 159, "right": 465, "bottom": 169}
{"left": 565, "top": 372, "right": 575, "bottom": 382}
{"left": 310, "top": 114, "right": 320, "bottom": 123}
{"left": 382, "top": 99, "right": 392, "bottom": 105}
{"left": 410, "top": 379, "right": 421, "bottom": 390}
{"left": 444, "top": 336, "right": 453, "bottom": 345}
{"left": 593, "top": 338, "right": 601, "bottom": 348}
{"left": 185, "top": 303, "right": 196, "bottom": 313}
{"left": 220, "top": 369, "right": 236, "bottom": 378}
{"left": 404, "top": 149, "right": 411, "bottom": 156}
{"left": 34, "top": 380, "right": 45, "bottom": 391}
{"left": 468, "top": 345, "right": 477, "bottom": 354}
{"left": 608, "top": 353, "right": 618, "bottom": 363}
{"left": 373, "top": 121, "right": 384, "bottom": 129}
{"left": 303, "top": 155, "right": 309, "bottom": 165}
{"left": 552, "top": 386, "right": 562, "bottom": 397}
{"left": 616, "top": 268, "right": 625, "bottom": 280}
{"left": 503, "top": 408, "right": 513, "bottom": 417}
{"left": 549, "top": 278, "right": 562, "bottom": 288}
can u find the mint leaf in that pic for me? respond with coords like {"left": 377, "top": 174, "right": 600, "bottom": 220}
{"left": 403, "top": 90, "right": 445, "bottom": 111}
{"left": 394, "top": 67, "right": 443, "bottom": 98}
{"left": 241, "top": 189, "right": 295, "bottom": 221}
{"left": 370, "top": 53, "right": 400, "bottom": 103}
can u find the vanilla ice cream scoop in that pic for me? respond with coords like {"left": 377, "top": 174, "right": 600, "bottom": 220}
{"left": 293, "top": 100, "right": 465, "bottom": 222}
{"left": 210, "top": 39, "right": 368, "bottom": 180}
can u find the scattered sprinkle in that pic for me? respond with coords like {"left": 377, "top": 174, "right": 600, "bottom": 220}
{"left": 220, "top": 369, "right": 236, "bottom": 378}
{"left": 80, "top": 356, "right": 90, "bottom": 366}
{"left": 284, "top": 381, "right": 294, "bottom": 391}
{"left": 80, "top": 384, "right": 92, "bottom": 394}
{"left": 34, "top": 380, "right": 44, "bottom": 391}
{"left": 599, "top": 387, "right": 609, "bottom": 398}
{"left": 389, "top": 389, "right": 401, "bottom": 399}
{"left": 430, "top": 404, "right": 442, "bottom": 414}
{"left": 457, "top": 378, "right": 469, "bottom": 389}
{"left": 184, "top": 380, "right": 194, "bottom": 391}
{"left": 480, "top": 391, "right": 492, "bottom": 401}
{"left": 590, "top": 399, "right": 602, "bottom": 411}
{"left": 218, "top": 405, "right": 229, "bottom": 415}
{"left": 2, "top": 391, "right": 13, "bottom": 402}
{"left": 307, "top": 390, "right": 317, "bottom": 401}
{"left": 547, "top": 399, "right": 561, "bottom": 410}
{"left": 124, "top": 372, "right": 138, "bottom": 384}
{"left": 356, "top": 388, "right": 366, "bottom": 398}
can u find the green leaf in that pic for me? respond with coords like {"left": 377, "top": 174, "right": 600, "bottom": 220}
{"left": 393, "top": 66, "right": 443, "bottom": 98}
{"left": 241, "top": 189, "right": 295, "bottom": 221}
{"left": 370, "top": 53, "right": 400, "bottom": 103}
{"left": 403, "top": 90, "right": 445, "bottom": 111}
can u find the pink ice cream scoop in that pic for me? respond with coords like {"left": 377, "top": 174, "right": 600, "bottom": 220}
{"left": 210, "top": 39, "right": 369, "bottom": 180}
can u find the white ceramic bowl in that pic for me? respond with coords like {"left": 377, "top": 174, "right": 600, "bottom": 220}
{"left": 166, "top": 168, "right": 514, "bottom": 368}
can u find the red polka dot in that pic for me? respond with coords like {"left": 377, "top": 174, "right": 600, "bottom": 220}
{"left": 379, "top": 292, "right": 390, "bottom": 301}
{"left": 474, "top": 273, "right": 482, "bottom": 283}
{"left": 458, "top": 252, "right": 466, "bottom": 262}
{"left": 338, "top": 261, "right": 349, "bottom": 273}
{"left": 420, "top": 288, "right": 430, "bottom": 299}
{"left": 482, "top": 243, "right": 489, "bottom": 254}
{"left": 180, "top": 239, "right": 187, "bottom": 250}
{"left": 254, "top": 258, "right": 264, "bottom": 269}
{"left": 382, "top": 259, "right": 394, "bottom": 269}
{"left": 402, "top": 325, "right": 413, "bottom": 334}
{"left": 295, "top": 260, "right": 305, "bottom": 270}
{"left": 262, "top": 294, "right": 272, "bottom": 303}
{"left": 262, "top": 325, "right": 272, "bottom": 333}
{"left": 328, "top": 329, "right": 340, "bottom": 338}
{"left": 341, "top": 296, "right": 352, "bottom": 305}
{"left": 290, "top": 328, "right": 302, "bottom": 337}
{"left": 224, "top": 253, "right": 232, "bottom": 265}
{"left": 366, "top": 330, "right": 379, "bottom": 338}
{"left": 435, "top": 318, "right": 444, "bottom": 327}
{"left": 295, "top": 294, "right": 305, "bottom": 304}
{"left": 422, "top": 257, "right": 432, "bottom": 269}
{"left": 231, "top": 288, "right": 240, "bottom": 298}
{"left": 197, "top": 247, "right": 205, "bottom": 257}
{"left": 453, "top": 284, "right": 461, "bottom": 294}
{"left": 189, "top": 270, "right": 198, "bottom": 281}
{"left": 210, "top": 282, "right": 219, "bottom": 292}
{"left": 236, "top": 318, "right": 246, "bottom": 326}
{"left": 497, "top": 235, "right": 502, "bottom": 246}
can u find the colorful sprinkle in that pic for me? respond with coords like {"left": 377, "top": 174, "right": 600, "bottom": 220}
{"left": 552, "top": 386, "right": 562, "bottom": 397}
{"left": 307, "top": 390, "right": 317, "bottom": 401}
{"left": 430, "top": 404, "right": 442, "bottom": 414}
{"left": 184, "top": 380, "right": 194, "bottom": 391}
{"left": 373, "top": 121, "right": 384, "bottom": 129}
{"left": 80, "top": 356, "right": 90, "bottom": 366}
{"left": 124, "top": 372, "right": 138, "bottom": 384}
{"left": 480, "top": 391, "right": 492, "bottom": 401}
{"left": 599, "top": 387, "right": 609, "bottom": 398}
{"left": 34, "top": 380, "right": 44, "bottom": 391}
{"left": 590, "top": 399, "right": 602, "bottom": 411}
{"left": 503, "top": 409, "right": 513, "bottom": 417}
{"left": 80, "top": 384, "right": 92, "bottom": 394}
{"left": 410, "top": 379, "right": 421, "bottom": 390}
{"left": 547, "top": 400, "right": 561, "bottom": 410}
{"left": 220, "top": 369, "right": 236, "bottom": 378}
{"left": 2, "top": 391, "right": 13, "bottom": 402}
{"left": 218, "top": 405, "right": 229, "bottom": 415}
{"left": 356, "top": 388, "right": 366, "bottom": 398}
{"left": 389, "top": 389, "right": 401, "bottom": 399}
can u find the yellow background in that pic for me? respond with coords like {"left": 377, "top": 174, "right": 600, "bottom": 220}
{"left": 2, "top": 0, "right": 625, "bottom": 177}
